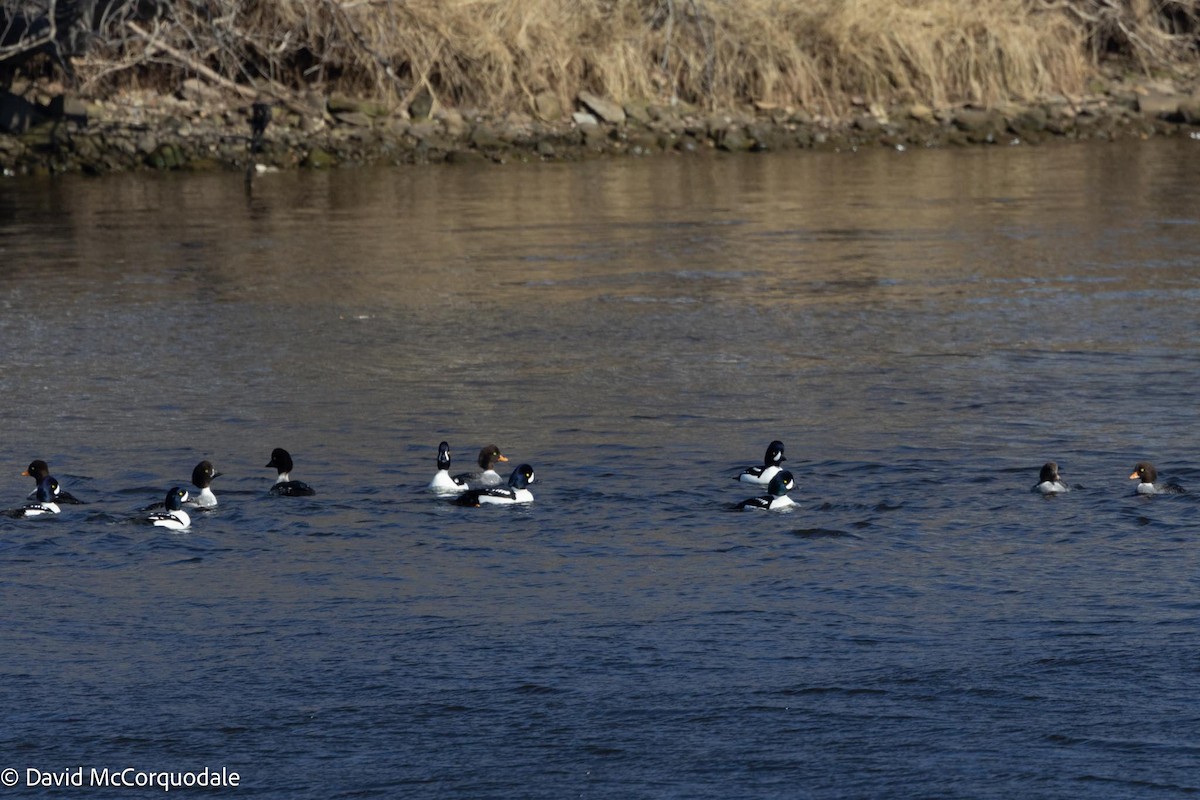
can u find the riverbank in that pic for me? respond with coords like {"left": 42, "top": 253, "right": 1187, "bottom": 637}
{"left": 4, "top": 61, "right": 1200, "bottom": 177}
{"left": 3, "top": 0, "right": 1200, "bottom": 175}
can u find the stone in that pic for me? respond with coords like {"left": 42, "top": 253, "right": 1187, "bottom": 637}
{"left": 327, "top": 94, "right": 364, "bottom": 114}
{"left": 533, "top": 90, "right": 561, "bottom": 121}
{"left": 1178, "top": 96, "right": 1200, "bottom": 125}
{"left": 446, "top": 149, "right": 486, "bottom": 164}
{"left": 469, "top": 125, "right": 502, "bottom": 149}
{"left": 302, "top": 148, "right": 336, "bottom": 168}
{"left": 581, "top": 123, "right": 607, "bottom": 147}
{"left": 788, "top": 108, "right": 815, "bottom": 126}
{"left": 716, "top": 126, "right": 750, "bottom": 152}
{"left": 145, "top": 143, "right": 184, "bottom": 169}
{"left": 1136, "top": 91, "right": 1180, "bottom": 119}
{"left": 437, "top": 108, "right": 466, "bottom": 138}
{"left": 572, "top": 111, "right": 598, "bottom": 127}
{"left": 647, "top": 104, "right": 674, "bottom": 122}
{"left": 1007, "top": 106, "right": 1047, "bottom": 138}
{"left": 409, "top": 87, "right": 434, "bottom": 120}
{"left": 952, "top": 108, "right": 1003, "bottom": 143}
{"left": 627, "top": 130, "right": 659, "bottom": 152}
{"left": 853, "top": 115, "right": 882, "bottom": 133}
{"left": 49, "top": 94, "right": 87, "bottom": 125}
{"left": 623, "top": 101, "right": 651, "bottom": 126}
{"left": 578, "top": 91, "right": 626, "bottom": 125}
{"left": 333, "top": 111, "right": 372, "bottom": 128}
{"left": 908, "top": 103, "right": 934, "bottom": 123}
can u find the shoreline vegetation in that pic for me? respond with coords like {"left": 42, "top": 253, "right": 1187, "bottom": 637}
{"left": 3, "top": 0, "right": 1200, "bottom": 176}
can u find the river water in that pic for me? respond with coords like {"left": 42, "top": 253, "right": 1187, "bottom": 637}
{"left": 2, "top": 139, "right": 1199, "bottom": 798}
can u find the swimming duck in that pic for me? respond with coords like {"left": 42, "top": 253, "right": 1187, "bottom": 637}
{"left": 22, "top": 459, "right": 83, "bottom": 504}
{"left": 452, "top": 444, "right": 509, "bottom": 487}
{"left": 11, "top": 476, "right": 62, "bottom": 517}
{"left": 1129, "top": 462, "right": 1183, "bottom": 495}
{"left": 738, "top": 470, "right": 797, "bottom": 511}
{"left": 265, "top": 448, "right": 316, "bottom": 497}
{"left": 736, "top": 440, "right": 786, "bottom": 485}
{"left": 186, "top": 460, "right": 220, "bottom": 508}
{"left": 428, "top": 441, "right": 469, "bottom": 494}
{"left": 454, "top": 464, "right": 535, "bottom": 506}
{"left": 146, "top": 487, "right": 191, "bottom": 530}
{"left": 1033, "top": 462, "right": 1069, "bottom": 495}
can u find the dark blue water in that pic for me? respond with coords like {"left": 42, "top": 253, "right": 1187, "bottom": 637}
{"left": 2, "top": 140, "right": 1200, "bottom": 798}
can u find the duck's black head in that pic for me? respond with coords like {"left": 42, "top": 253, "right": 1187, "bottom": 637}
{"left": 767, "top": 470, "right": 794, "bottom": 497}
{"left": 509, "top": 464, "right": 535, "bottom": 489}
{"left": 266, "top": 448, "right": 294, "bottom": 474}
{"left": 165, "top": 487, "right": 190, "bottom": 511}
{"left": 436, "top": 442, "right": 452, "bottom": 471}
{"left": 192, "top": 460, "right": 221, "bottom": 489}
{"left": 764, "top": 441, "right": 786, "bottom": 466}
{"left": 23, "top": 459, "right": 49, "bottom": 481}
{"left": 1039, "top": 462, "right": 1061, "bottom": 483}
{"left": 35, "top": 476, "right": 59, "bottom": 503}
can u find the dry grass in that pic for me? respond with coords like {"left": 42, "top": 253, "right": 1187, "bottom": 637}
{"left": 65, "top": 0, "right": 1200, "bottom": 116}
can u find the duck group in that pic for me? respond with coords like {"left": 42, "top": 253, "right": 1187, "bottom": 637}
{"left": 5, "top": 440, "right": 1185, "bottom": 528}
{"left": 6, "top": 448, "right": 320, "bottom": 529}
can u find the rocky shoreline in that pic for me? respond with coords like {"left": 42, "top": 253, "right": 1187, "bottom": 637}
{"left": 4, "top": 70, "right": 1200, "bottom": 176}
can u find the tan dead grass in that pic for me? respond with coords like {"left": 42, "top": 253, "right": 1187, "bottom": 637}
{"left": 74, "top": 0, "right": 1200, "bottom": 117}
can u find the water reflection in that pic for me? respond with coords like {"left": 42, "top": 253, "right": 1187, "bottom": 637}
{"left": 2, "top": 141, "right": 1194, "bottom": 313}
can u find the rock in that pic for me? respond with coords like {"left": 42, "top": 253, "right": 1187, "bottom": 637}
{"left": 48, "top": 94, "right": 87, "bottom": 125}
{"left": 716, "top": 126, "right": 750, "bottom": 152}
{"left": 145, "top": 143, "right": 184, "bottom": 169}
{"left": 581, "top": 123, "right": 607, "bottom": 147}
{"left": 908, "top": 103, "right": 934, "bottom": 123}
{"left": 1136, "top": 91, "right": 1180, "bottom": 119}
{"left": 535, "top": 140, "right": 556, "bottom": 158}
{"left": 1178, "top": 96, "right": 1200, "bottom": 125}
{"left": 788, "top": 108, "right": 815, "bottom": 126}
{"left": 1007, "top": 106, "right": 1047, "bottom": 138}
{"left": 437, "top": 108, "right": 466, "bottom": 138}
{"left": 533, "top": 90, "right": 561, "bottom": 121}
{"left": 408, "top": 120, "right": 439, "bottom": 142}
{"left": 853, "top": 115, "right": 882, "bottom": 133}
{"left": 302, "top": 148, "right": 336, "bottom": 168}
{"left": 1045, "top": 115, "right": 1075, "bottom": 136}
{"left": 572, "top": 111, "right": 599, "bottom": 127}
{"left": 333, "top": 111, "right": 372, "bottom": 128}
{"left": 952, "top": 108, "right": 1003, "bottom": 143}
{"left": 1108, "top": 88, "right": 1140, "bottom": 111}
{"left": 626, "top": 130, "right": 659, "bottom": 153}
{"left": 647, "top": 103, "right": 675, "bottom": 122}
{"left": 578, "top": 91, "right": 626, "bottom": 125}
{"left": 328, "top": 94, "right": 367, "bottom": 114}
{"left": 446, "top": 149, "right": 486, "bottom": 164}
{"left": 623, "top": 101, "right": 651, "bottom": 125}
{"left": 179, "top": 78, "right": 220, "bottom": 105}
{"left": 469, "top": 125, "right": 503, "bottom": 149}
{"left": 409, "top": 87, "right": 434, "bottom": 120}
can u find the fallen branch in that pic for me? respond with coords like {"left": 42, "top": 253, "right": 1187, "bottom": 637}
{"left": 126, "top": 19, "right": 257, "bottom": 100}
